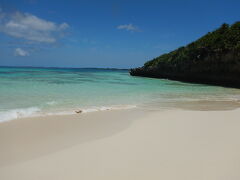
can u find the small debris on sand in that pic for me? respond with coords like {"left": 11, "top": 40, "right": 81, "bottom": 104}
{"left": 75, "top": 110, "right": 82, "bottom": 114}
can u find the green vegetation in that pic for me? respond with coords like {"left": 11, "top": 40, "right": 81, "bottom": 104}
{"left": 130, "top": 21, "right": 240, "bottom": 88}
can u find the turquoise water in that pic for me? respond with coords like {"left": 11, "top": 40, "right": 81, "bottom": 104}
{"left": 1, "top": 67, "right": 240, "bottom": 122}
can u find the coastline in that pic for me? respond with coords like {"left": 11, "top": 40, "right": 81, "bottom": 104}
{"left": 0, "top": 1, "right": 239, "bottom": 180}
{"left": 1, "top": 107, "right": 240, "bottom": 180}
{"left": 130, "top": 22, "right": 240, "bottom": 89}
{"left": 130, "top": 70, "right": 240, "bottom": 89}
{"left": 2, "top": 67, "right": 240, "bottom": 123}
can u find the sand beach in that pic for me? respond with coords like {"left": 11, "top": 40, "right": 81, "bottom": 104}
{"left": 1, "top": 108, "right": 240, "bottom": 180}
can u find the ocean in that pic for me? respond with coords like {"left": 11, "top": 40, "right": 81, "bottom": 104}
{"left": 1, "top": 66, "right": 240, "bottom": 122}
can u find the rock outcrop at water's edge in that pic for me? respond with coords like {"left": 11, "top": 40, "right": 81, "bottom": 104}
{"left": 130, "top": 22, "right": 240, "bottom": 88}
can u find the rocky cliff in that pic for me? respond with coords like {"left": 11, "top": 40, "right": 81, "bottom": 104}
{"left": 130, "top": 22, "right": 240, "bottom": 88}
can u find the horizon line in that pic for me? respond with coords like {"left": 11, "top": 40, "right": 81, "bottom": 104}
{"left": 0, "top": 65, "right": 130, "bottom": 70}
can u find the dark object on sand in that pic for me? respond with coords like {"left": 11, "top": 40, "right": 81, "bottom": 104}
{"left": 75, "top": 110, "right": 82, "bottom": 114}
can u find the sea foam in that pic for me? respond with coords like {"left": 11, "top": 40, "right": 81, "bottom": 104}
{"left": 0, "top": 107, "right": 40, "bottom": 123}
{"left": 81, "top": 105, "right": 137, "bottom": 113}
{"left": 0, "top": 105, "right": 137, "bottom": 123}
{"left": 46, "top": 105, "right": 137, "bottom": 115}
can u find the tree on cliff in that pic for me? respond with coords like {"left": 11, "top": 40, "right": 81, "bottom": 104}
{"left": 130, "top": 21, "right": 240, "bottom": 88}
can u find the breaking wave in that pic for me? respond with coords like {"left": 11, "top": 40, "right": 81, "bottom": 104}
{"left": 0, "top": 105, "right": 137, "bottom": 123}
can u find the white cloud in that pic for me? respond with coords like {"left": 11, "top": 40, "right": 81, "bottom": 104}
{"left": 59, "top": 22, "right": 69, "bottom": 30}
{"left": 14, "top": 48, "right": 29, "bottom": 56}
{"left": 117, "top": 23, "right": 140, "bottom": 32}
{"left": 0, "top": 11, "right": 69, "bottom": 43}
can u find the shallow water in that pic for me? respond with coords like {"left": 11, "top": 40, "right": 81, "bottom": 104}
{"left": 0, "top": 67, "right": 240, "bottom": 122}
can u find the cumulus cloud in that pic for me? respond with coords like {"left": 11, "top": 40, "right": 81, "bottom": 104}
{"left": 14, "top": 48, "right": 29, "bottom": 56}
{"left": 0, "top": 11, "right": 69, "bottom": 43}
{"left": 117, "top": 23, "right": 140, "bottom": 32}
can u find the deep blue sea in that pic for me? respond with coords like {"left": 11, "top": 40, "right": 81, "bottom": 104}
{"left": 1, "top": 67, "right": 240, "bottom": 122}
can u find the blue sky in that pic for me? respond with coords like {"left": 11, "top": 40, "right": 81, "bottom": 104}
{"left": 0, "top": 0, "right": 239, "bottom": 68}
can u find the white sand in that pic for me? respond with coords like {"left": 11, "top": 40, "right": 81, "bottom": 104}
{"left": 0, "top": 108, "right": 240, "bottom": 180}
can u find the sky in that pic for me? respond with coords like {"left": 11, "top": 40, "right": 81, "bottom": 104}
{"left": 0, "top": 0, "right": 239, "bottom": 68}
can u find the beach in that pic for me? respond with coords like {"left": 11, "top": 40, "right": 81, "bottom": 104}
{"left": 1, "top": 108, "right": 240, "bottom": 180}
{"left": 0, "top": 0, "right": 239, "bottom": 179}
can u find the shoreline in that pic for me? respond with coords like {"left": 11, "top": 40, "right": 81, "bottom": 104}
{"left": 130, "top": 70, "right": 240, "bottom": 89}
{"left": 1, "top": 98, "right": 240, "bottom": 123}
{"left": 1, "top": 108, "right": 240, "bottom": 180}
{"left": 0, "top": 104, "right": 138, "bottom": 123}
